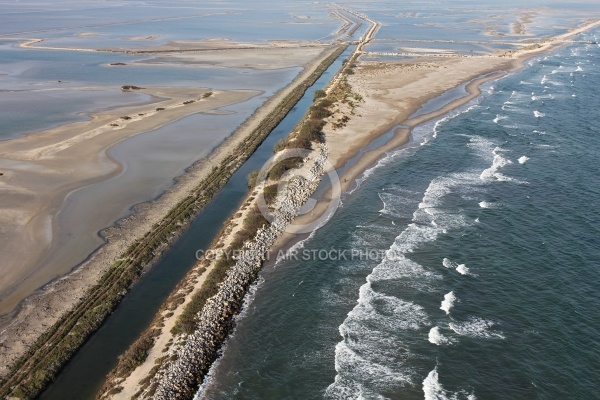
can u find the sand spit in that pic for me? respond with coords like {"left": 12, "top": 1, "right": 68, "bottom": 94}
{"left": 326, "top": 18, "right": 600, "bottom": 188}
{"left": 19, "top": 36, "right": 329, "bottom": 54}
{"left": 93, "top": 14, "right": 600, "bottom": 400}
{"left": 0, "top": 44, "right": 342, "bottom": 380}
{"left": 132, "top": 46, "right": 327, "bottom": 70}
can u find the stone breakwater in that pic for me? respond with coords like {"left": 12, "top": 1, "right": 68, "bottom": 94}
{"left": 147, "top": 145, "right": 330, "bottom": 400}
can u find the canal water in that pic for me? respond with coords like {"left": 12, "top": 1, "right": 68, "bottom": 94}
{"left": 38, "top": 45, "right": 354, "bottom": 400}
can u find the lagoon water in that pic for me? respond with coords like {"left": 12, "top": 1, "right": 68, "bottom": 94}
{"left": 3, "top": 1, "right": 600, "bottom": 398}
{"left": 198, "top": 31, "right": 600, "bottom": 399}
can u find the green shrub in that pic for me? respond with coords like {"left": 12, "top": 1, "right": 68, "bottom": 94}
{"left": 263, "top": 184, "right": 278, "bottom": 205}
{"left": 268, "top": 157, "right": 303, "bottom": 180}
{"left": 274, "top": 138, "right": 289, "bottom": 152}
{"left": 309, "top": 105, "right": 332, "bottom": 119}
{"left": 313, "top": 89, "right": 326, "bottom": 101}
{"left": 247, "top": 169, "right": 260, "bottom": 189}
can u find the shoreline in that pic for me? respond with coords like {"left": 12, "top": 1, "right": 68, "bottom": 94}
{"left": 273, "top": 18, "right": 600, "bottom": 255}
{"left": 93, "top": 16, "right": 600, "bottom": 400}
{"left": 0, "top": 44, "right": 344, "bottom": 385}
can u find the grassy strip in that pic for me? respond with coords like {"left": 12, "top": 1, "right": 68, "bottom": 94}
{"left": 92, "top": 44, "right": 347, "bottom": 400}
{"left": 0, "top": 44, "right": 347, "bottom": 400}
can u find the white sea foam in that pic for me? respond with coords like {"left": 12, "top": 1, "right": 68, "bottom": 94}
{"left": 478, "top": 201, "right": 491, "bottom": 208}
{"left": 330, "top": 170, "right": 486, "bottom": 396}
{"left": 450, "top": 317, "right": 505, "bottom": 340}
{"left": 479, "top": 147, "right": 514, "bottom": 182}
{"left": 369, "top": 255, "right": 441, "bottom": 286}
{"left": 492, "top": 114, "right": 507, "bottom": 124}
{"left": 456, "top": 264, "right": 470, "bottom": 275}
{"left": 478, "top": 201, "right": 502, "bottom": 209}
{"left": 440, "top": 291, "right": 457, "bottom": 314}
{"left": 423, "top": 367, "right": 476, "bottom": 400}
{"left": 378, "top": 188, "right": 420, "bottom": 217}
{"left": 442, "top": 258, "right": 454, "bottom": 269}
{"left": 443, "top": 258, "right": 473, "bottom": 276}
{"left": 428, "top": 327, "right": 454, "bottom": 345}
{"left": 326, "top": 282, "right": 428, "bottom": 398}
{"left": 274, "top": 229, "right": 317, "bottom": 267}
{"left": 518, "top": 156, "right": 529, "bottom": 164}
{"left": 442, "top": 260, "right": 472, "bottom": 276}
{"left": 534, "top": 111, "right": 545, "bottom": 118}
{"left": 576, "top": 66, "right": 583, "bottom": 72}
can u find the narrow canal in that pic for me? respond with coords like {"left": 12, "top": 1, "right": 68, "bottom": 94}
{"left": 39, "top": 45, "right": 354, "bottom": 400}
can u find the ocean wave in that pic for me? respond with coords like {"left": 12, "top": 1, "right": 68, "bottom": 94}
{"left": 440, "top": 291, "right": 457, "bottom": 314}
{"left": 369, "top": 254, "right": 441, "bottom": 285}
{"left": 378, "top": 188, "right": 420, "bottom": 217}
{"left": 534, "top": 110, "right": 545, "bottom": 118}
{"left": 479, "top": 147, "right": 514, "bottom": 182}
{"left": 326, "top": 283, "right": 428, "bottom": 398}
{"left": 449, "top": 317, "right": 505, "bottom": 340}
{"left": 478, "top": 201, "right": 501, "bottom": 209}
{"left": 493, "top": 114, "right": 507, "bottom": 124}
{"left": 428, "top": 326, "right": 455, "bottom": 345}
{"left": 414, "top": 172, "right": 481, "bottom": 231}
{"left": 329, "top": 170, "right": 486, "bottom": 396}
{"left": 442, "top": 258, "right": 473, "bottom": 276}
{"left": 423, "top": 367, "right": 476, "bottom": 400}
{"left": 456, "top": 264, "right": 470, "bottom": 275}
{"left": 518, "top": 156, "right": 529, "bottom": 164}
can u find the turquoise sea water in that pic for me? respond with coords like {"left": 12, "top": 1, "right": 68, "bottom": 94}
{"left": 198, "top": 31, "right": 600, "bottom": 399}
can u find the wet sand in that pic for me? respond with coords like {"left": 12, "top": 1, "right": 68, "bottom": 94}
{"left": 0, "top": 87, "right": 260, "bottom": 316}
{"left": 0, "top": 44, "right": 342, "bottom": 377}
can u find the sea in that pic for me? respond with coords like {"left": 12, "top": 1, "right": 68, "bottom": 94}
{"left": 197, "top": 30, "right": 600, "bottom": 399}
